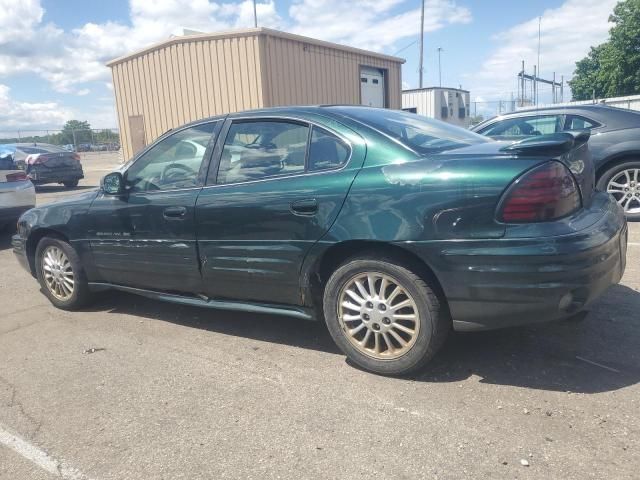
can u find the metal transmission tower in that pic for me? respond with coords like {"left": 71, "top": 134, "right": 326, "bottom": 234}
{"left": 517, "top": 60, "right": 563, "bottom": 107}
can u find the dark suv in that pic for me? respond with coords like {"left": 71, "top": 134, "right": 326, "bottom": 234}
{"left": 472, "top": 105, "right": 640, "bottom": 220}
{"left": 0, "top": 143, "right": 84, "bottom": 188}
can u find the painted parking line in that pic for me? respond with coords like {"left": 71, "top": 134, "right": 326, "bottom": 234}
{"left": 0, "top": 424, "right": 93, "bottom": 480}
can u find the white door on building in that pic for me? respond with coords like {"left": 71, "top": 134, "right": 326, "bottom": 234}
{"left": 360, "top": 67, "right": 385, "bottom": 108}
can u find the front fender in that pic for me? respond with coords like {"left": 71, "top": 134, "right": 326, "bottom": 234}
{"left": 16, "top": 189, "right": 100, "bottom": 278}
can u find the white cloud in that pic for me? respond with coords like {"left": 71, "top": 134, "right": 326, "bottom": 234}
{"left": 0, "top": 0, "right": 43, "bottom": 44}
{"left": 0, "top": 84, "right": 71, "bottom": 129}
{"left": 0, "top": 0, "right": 283, "bottom": 95}
{"left": 470, "top": 0, "right": 617, "bottom": 101}
{"left": 0, "top": 0, "right": 472, "bottom": 128}
{"left": 289, "top": 0, "right": 471, "bottom": 51}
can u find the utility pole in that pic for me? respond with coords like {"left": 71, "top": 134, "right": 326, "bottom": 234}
{"left": 560, "top": 75, "right": 564, "bottom": 102}
{"left": 537, "top": 16, "right": 541, "bottom": 102}
{"left": 437, "top": 47, "right": 443, "bottom": 87}
{"left": 533, "top": 65, "right": 537, "bottom": 106}
{"left": 419, "top": 0, "right": 425, "bottom": 88}
{"left": 520, "top": 60, "right": 525, "bottom": 107}
{"left": 253, "top": 0, "right": 258, "bottom": 28}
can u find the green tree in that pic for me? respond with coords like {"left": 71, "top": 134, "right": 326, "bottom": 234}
{"left": 61, "top": 120, "right": 92, "bottom": 144}
{"left": 569, "top": 0, "right": 640, "bottom": 100}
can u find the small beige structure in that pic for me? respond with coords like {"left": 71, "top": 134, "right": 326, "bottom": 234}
{"left": 402, "top": 87, "right": 471, "bottom": 128}
{"left": 107, "top": 27, "right": 405, "bottom": 160}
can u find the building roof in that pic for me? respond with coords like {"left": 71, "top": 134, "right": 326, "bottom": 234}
{"left": 106, "top": 27, "right": 406, "bottom": 67}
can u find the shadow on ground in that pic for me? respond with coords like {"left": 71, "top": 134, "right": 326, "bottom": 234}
{"left": 86, "top": 283, "right": 640, "bottom": 394}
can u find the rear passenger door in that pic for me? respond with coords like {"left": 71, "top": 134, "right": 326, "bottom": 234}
{"left": 195, "top": 116, "right": 365, "bottom": 305}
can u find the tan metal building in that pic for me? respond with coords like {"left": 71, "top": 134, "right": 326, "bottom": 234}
{"left": 107, "top": 27, "right": 405, "bottom": 160}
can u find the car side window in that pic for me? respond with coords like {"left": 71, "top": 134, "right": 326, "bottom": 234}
{"left": 480, "top": 115, "right": 562, "bottom": 137}
{"left": 565, "top": 115, "right": 599, "bottom": 130}
{"left": 308, "top": 127, "right": 349, "bottom": 171}
{"left": 125, "top": 122, "right": 217, "bottom": 193}
{"left": 216, "top": 121, "right": 308, "bottom": 184}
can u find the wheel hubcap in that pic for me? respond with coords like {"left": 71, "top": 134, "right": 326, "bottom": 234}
{"left": 41, "top": 246, "right": 74, "bottom": 300}
{"left": 338, "top": 272, "right": 420, "bottom": 360}
{"left": 607, "top": 168, "right": 640, "bottom": 213}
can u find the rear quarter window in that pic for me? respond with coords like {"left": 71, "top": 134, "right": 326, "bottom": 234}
{"left": 565, "top": 115, "right": 600, "bottom": 130}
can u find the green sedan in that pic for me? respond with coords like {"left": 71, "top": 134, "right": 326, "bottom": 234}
{"left": 12, "top": 106, "right": 627, "bottom": 375}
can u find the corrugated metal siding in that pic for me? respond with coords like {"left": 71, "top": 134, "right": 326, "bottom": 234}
{"left": 263, "top": 35, "right": 401, "bottom": 109}
{"left": 402, "top": 88, "right": 471, "bottom": 127}
{"left": 110, "top": 30, "right": 403, "bottom": 160}
{"left": 402, "top": 90, "right": 436, "bottom": 117}
{"left": 111, "top": 34, "right": 263, "bottom": 160}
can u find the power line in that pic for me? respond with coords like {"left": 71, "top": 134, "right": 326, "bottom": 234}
{"left": 393, "top": 40, "right": 418, "bottom": 56}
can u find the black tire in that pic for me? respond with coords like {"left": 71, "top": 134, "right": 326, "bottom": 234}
{"left": 63, "top": 179, "right": 79, "bottom": 188}
{"left": 597, "top": 160, "right": 640, "bottom": 221}
{"left": 35, "top": 236, "right": 92, "bottom": 310}
{"left": 323, "top": 256, "right": 450, "bottom": 376}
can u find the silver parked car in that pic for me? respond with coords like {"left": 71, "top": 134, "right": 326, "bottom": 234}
{"left": 0, "top": 152, "right": 35, "bottom": 231}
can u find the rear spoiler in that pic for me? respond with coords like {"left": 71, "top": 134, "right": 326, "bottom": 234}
{"left": 500, "top": 130, "right": 591, "bottom": 156}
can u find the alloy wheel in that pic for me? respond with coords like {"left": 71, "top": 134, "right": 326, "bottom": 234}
{"left": 607, "top": 168, "right": 640, "bottom": 214}
{"left": 337, "top": 272, "right": 420, "bottom": 360}
{"left": 41, "top": 246, "right": 75, "bottom": 301}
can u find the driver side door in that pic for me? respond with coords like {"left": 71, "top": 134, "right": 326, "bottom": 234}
{"left": 88, "top": 121, "right": 220, "bottom": 292}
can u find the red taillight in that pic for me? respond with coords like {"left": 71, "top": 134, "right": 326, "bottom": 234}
{"left": 498, "top": 161, "right": 581, "bottom": 223}
{"left": 72, "top": 153, "right": 81, "bottom": 161}
{"left": 6, "top": 171, "right": 28, "bottom": 182}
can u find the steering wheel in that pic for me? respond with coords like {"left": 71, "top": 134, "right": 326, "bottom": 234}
{"left": 161, "top": 162, "right": 197, "bottom": 182}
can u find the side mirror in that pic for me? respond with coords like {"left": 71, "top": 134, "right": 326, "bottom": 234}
{"left": 101, "top": 172, "right": 124, "bottom": 195}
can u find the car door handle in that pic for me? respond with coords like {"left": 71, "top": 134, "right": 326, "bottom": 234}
{"left": 290, "top": 198, "right": 318, "bottom": 216}
{"left": 163, "top": 206, "right": 187, "bottom": 220}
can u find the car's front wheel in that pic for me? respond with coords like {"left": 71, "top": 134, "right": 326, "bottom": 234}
{"left": 597, "top": 160, "right": 640, "bottom": 220}
{"left": 63, "top": 179, "right": 79, "bottom": 188}
{"left": 35, "top": 236, "right": 91, "bottom": 310}
{"left": 323, "top": 257, "right": 450, "bottom": 376}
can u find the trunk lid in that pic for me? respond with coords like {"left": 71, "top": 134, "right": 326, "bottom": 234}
{"left": 443, "top": 131, "right": 595, "bottom": 207}
{"left": 26, "top": 151, "right": 81, "bottom": 168}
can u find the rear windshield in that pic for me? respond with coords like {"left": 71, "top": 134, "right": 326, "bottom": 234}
{"left": 332, "top": 107, "right": 489, "bottom": 154}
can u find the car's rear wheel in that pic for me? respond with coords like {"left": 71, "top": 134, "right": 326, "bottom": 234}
{"left": 63, "top": 179, "right": 79, "bottom": 188}
{"left": 597, "top": 160, "right": 640, "bottom": 220}
{"left": 35, "top": 236, "right": 91, "bottom": 310}
{"left": 323, "top": 257, "right": 450, "bottom": 376}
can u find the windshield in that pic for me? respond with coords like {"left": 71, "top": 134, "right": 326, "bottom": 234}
{"left": 332, "top": 107, "right": 490, "bottom": 154}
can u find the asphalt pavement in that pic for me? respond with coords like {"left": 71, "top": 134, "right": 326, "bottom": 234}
{"left": 1, "top": 152, "right": 638, "bottom": 479}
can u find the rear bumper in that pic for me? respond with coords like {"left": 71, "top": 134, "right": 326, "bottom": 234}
{"left": 402, "top": 193, "right": 627, "bottom": 331}
{"left": 28, "top": 166, "right": 84, "bottom": 184}
{"left": 0, "top": 205, "right": 34, "bottom": 225}
{"left": 0, "top": 180, "right": 35, "bottom": 225}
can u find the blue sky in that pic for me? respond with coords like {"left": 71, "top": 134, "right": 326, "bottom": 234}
{"left": 0, "top": 0, "right": 619, "bottom": 130}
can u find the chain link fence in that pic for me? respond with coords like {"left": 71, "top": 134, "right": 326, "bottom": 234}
{"left": 0, "top": 128, "right": 121, "bottom": 155}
